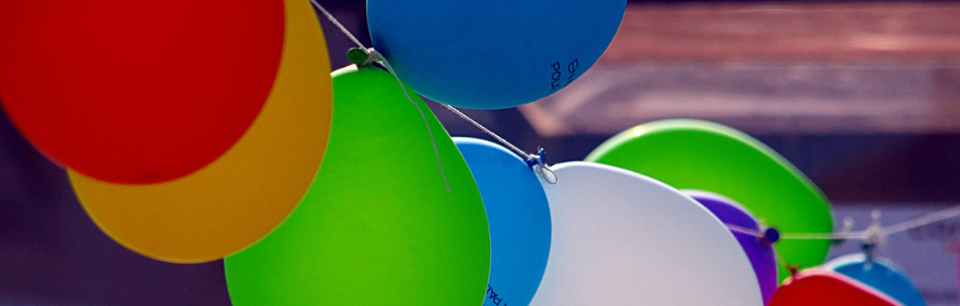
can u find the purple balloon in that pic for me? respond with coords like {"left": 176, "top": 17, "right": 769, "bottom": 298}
{"left": 686, "top": 190, "right": 779, "bottom": 305}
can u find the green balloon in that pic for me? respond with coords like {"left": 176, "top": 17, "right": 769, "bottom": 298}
{"left": 224, "top": 66, "right": 491, "bottom": 305}
{"left": 585, "top": 119, "right": 833, "bottom": 282}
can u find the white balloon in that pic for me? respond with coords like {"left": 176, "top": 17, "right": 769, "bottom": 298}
{"left": 530, "top": 162, "right": 763, "bottom": 306}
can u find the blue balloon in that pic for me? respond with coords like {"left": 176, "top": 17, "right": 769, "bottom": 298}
{"left": 454, "top": 137, "right": 552, "bottom": 306}
{"left": 825, "top": 254, "right": 926, "bottom": 306}
{"left": 368, "top": 0, "right": 627, "bottom": 110}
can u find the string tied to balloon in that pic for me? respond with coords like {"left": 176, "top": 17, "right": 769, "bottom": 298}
{"left": 832, "top": 217, "right": 856, "bottom": 246}
{"left": 313, "top": 0, "right": 449, "bottom": 192}
{"left": 860, "top": 210, "right": 885, "bottom": 267}
{"left": 351, "top": 45, "right": 451, "bottom": 191}
{"left": 443, "top": 106, "right": 559, "bottom": 184}
{"left": 727, "top": 205, "right": 960, "bottom": 276}
{"left": 760, "top": 226, "right": 781, "bottom": 247}
{"left": 524, "top": 148, "right": 559, "bottom": 184}
{"left": 725, "top": 222, "right": 781, "bottom": 247}
{"left": 347, "top": 47, "right": 381, "bottom": 67}
{"left": 736, "top": 204, "right": 960, "bottom": 245}
{"left": 313, "top": 0, "right": 558, "bottom": 188}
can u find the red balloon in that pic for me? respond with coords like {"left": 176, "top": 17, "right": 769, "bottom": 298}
{"left": 0, "top": 1, "right": 285, "bottom": 184}
{"left": 770, "top": 269, "right": 904, "bottom": 306}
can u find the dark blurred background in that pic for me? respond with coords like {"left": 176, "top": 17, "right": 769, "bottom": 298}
{"left": 2, "top": 0, "right": 959, "bottom": 305}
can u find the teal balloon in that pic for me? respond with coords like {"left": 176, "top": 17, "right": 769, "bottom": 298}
{"left": 224, "top": 66, "right": 491, "bottom": 305}
{"left": 454, "top": 137, "right": 551, "bottom": 306}
{"left": 825, "top": 254, "right": 926, "bottom": 306}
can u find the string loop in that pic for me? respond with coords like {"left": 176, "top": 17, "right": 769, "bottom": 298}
{"left": 525, "top": 148, "right": 558, "bottom": 184}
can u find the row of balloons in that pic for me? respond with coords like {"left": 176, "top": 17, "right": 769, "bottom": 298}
{"left": 0, "top": 0, "right": 939, "bottom": 305}
{"left": 0, "top": 0, "right": 627, "bottom": 262}
{"left": 0, "top": 0, "right": 625, "bottom": 185}
{"left": 0, "top": 0, "right": 627, "bottom": 261}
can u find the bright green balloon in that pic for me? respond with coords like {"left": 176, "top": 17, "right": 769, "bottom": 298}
{"left": 585, "top": 119, "right": 833, "bottom": 282}
{"left": 224, "top": 66, "right": 491, "bottom": 305}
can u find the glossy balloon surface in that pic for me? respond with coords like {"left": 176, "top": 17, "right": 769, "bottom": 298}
{"left": 67, "top": 0, "right": 331, "bottom": 263}
{"left": 455, "top": 137, "right": 551, "bottom": 306}
{"left": 0, "top": 0, "right": 285, "bottom": 183}
{"left": 529, "top": 162, "right": 762, "bottom": 306}
{"left": 224, "top": 66, "right": 490, "bottom": 306}
{"left": 587, "top": 119, "right": 833, "bottom": 281}
{"left": 367, "top": 0, "right": 627, "bottom": 109}
{"left": 825, "top": 254, "right": 926, "bottom": 306}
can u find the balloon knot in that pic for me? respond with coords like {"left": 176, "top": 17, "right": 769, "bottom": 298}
{"left": 787, "top": 264, "right": 800, "bottom": 280}
{"left": 861, "top": 209, "right": 885, "bottom": 263}
{"left": 761, "top": 227, "right": 780, "bottom": 246}
{"left": 526, "top": 148, "right": 558, "bottom": 184}
{"left": 347, "top": 47, "right": 382, "bottom": 67}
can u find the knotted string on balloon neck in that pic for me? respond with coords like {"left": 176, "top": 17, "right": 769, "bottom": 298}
{"left": 311, "top": 0, "right": 559, "bottom": 189}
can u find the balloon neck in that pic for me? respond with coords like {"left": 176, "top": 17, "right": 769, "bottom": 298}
{"left": 787, "top": 264, "right": 800, "bottom": 280}
{"left": 760, "top": 227, "right": 780, "bottom": 246}
{"left": 347, "top": 47, "right": 382, "bottom": 67}
{"left": 860, "top": 242, "right": 876, "bottom": 266}
{"left": 859, "top": 209, "right": 883, "bottom": 266}
{"left": 525, "top": 148, "right": 558, "bottom": 184}
{"left": 524, "top": 148, "right": 547, "bottom": 168}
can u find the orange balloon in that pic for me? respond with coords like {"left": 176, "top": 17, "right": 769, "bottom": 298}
{"left": 67, "top": 0, "right": 332, "bottom": 264}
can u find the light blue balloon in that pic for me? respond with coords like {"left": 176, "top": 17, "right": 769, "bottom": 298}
{"left": 454, "top": 137, "right": 552, "bottom": 306}
{"left": 368, "top": 0, "right": 627, "bottom": 110}
{"left": 825, "top": 254, "right": 926, "bottom": 306}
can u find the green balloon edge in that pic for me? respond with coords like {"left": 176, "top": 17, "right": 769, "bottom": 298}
{"left": 586, "top": 119, "right": 834, "bottom": 282}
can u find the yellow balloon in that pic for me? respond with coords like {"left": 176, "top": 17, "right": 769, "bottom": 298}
{"left": 67, "top": 0, "right": 332, "bottom": 264}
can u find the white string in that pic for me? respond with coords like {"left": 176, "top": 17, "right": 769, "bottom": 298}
{"left": 726, "top": 229, "right": 865, "bottom": 240}
{"left": 724, "top": 204, "right": 960, "bottom": 242}
{"left": 441, "top": 105, "right": 559, "bottom": 184}
{"left": 726, "top": 224, "right": 764, "bottom": 238}
{"left": 441, "top": 106, "right": 528, "bottom": 158}
{"left": 780, "top": 232, "right": 868, "bottom": 240}
{"left": 308, "top": 0, "right": 557, "bottom": 186}
{"left": 378, "top": 57, "right": 451, "bottom": 192}
{"left": 309, "top": 0, "right": 365, "bottom": 49}
{"left": 309, "top": 0, "right": 450, "bottom": 192}
{"left": 880, "top": 205, "right": 960, "bottom": 236}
